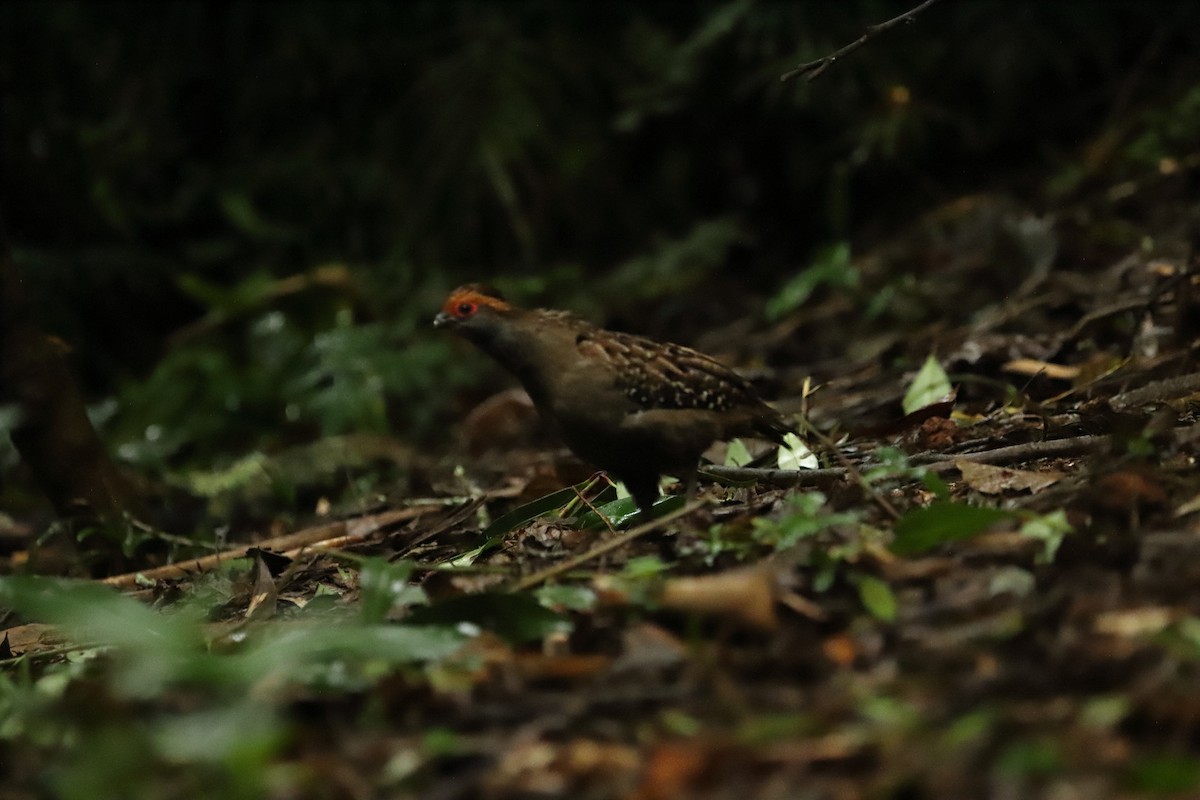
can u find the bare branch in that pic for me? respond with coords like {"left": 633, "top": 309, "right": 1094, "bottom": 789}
{"left": 781, "top": 0, "right": 943, "bottom": 83}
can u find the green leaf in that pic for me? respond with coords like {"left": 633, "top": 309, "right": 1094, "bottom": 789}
{"left": 736, "top": 712, "right": 817, "bottom": 745}
{"left": 536, "top": 584, "right": 597, "bottom": 612}
{"left": 862, "top": 447, "right": 927, "bottom": 486}
{"left": 997, "top": 738, "right": 1061, "bottom": 778}
{"left": 245, "top": 624, "right": 467, "bottom": 674}
{"left": 0, "top": 576, "right": 468, "bottom": 699}
{"left": 153, "top": 705, "right": 284, "bottom": 765}
{"left": 725, "top": 438, "right": 753, "bottom": 467}
{"left": 891, "top": 502, "right": 1011, "bottom": 556}
{"left": 1018, "top": 509, "right": 1073, "bottom": 564}
{"left": 0, "top": 577, "right": 206, "bottom": 697}
{"left": 903, "top": 355, "right": 952, "bottom": 415}
{"left": 620, "top": 555, "right": 673, "bottom": 581}
{"left": 455, "top": 483, "right": 593, "bottom": 565}
{"left": 1125, "top": 754, "right": 1200, "bottom": 793}
{"left": 921, "top": 471, "right": 951, "bottom": 501}
{"left": 405, "top": 593, "right": 570, "bottom": 643}
{"left": 766, "top": 242, "right": 856, "bottom": 321}
{"left": 577, "top": 493, "right": 686, "bottom": 530}
{"left": 357, "top": 558, "right": 426, "bottom": 624}
{"left": 601, "top": 218, "right": 745, "bottom": 298}
{"left": 854, "top": 574, "right": 898, "bottom": 622}
{"left": 479, "top": 486, "right": 579, "bottom": 539}
{"left": 752, "top": 492, "right": 858, "bottom": 550}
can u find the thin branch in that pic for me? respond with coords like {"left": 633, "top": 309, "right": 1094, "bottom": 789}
{"left": 781, "top": 0, "right": 943, "bottom": 83}
{"left": 1108, "top": 373, "right": 1200, "bottom": 412}
{"left": 101, "top": 505, "right": 439, "bottom": 589}
{"left": 707, "top": 434, "right": 1113, "bottom": 488}
{"left": 803, "top": 419, "right": 901, "bottom": 520}
{"left": 916, "top": 434, "right": 1111, "bottom": 467}
{"left": 571, "top": 483, "right": 619, "bottom": 536}
{"left": 508, "top": 501, "right": 703, "bottom": 592}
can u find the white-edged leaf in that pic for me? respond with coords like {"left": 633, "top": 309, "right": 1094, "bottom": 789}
{"left": 903, "top": 355, "right": 953, "bottom": 415}
{"left": 777, "top": 432, "right": 818, "bottom": 470}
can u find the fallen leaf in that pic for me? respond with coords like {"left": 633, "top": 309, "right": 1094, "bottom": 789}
{"left": 1093, "top": 607, "right": 1174, "bottom": 637}
{"left": 658, "top": 567, "right": 778, "bottom": 631}
{"left": 0, "top": 622, "right": 83, "bottom": 656}
{"left": 245, "top": 552, "right": 278, "bottom": 622}
{"left": 1002, "top": 358, "right": 1080, "bottom": 380}
{"left": 777, "top": 432, "right": 819, "bottom": 470}
{"left": 822, "top": 633, "right": 857, "bottom": 666}
{"left": 486, "top": 738, "right": 640, "bottom": 796}
{"left": 613, "top": 623, "right": 688, "bottom": 672}
{"left": 957, "top": 460, "right": 1065, "bottom": 494}
{"left": 1174, "top": 492, "right": 1200, "bottom": 517}
{"left": 462, "top": 387, "right": 539, "bottom": 454}
{"left": 891, "top": 502, "right": 1012, "bottom": 555}
{"left": 904, "top": 355, "right": 953, "bottom": 415}
{"left": 1092, "top": 471, "right": 1169, "bottom": 512}
{"left": 628, "top": 741, "right": 712, "bottom": 800}
{"left": 514, "top": 652, "right": 611, "bottom": 681}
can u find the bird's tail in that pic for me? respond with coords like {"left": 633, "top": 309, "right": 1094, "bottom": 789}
{"left": 755, "top": 410, "right": 798, "bottom": 444}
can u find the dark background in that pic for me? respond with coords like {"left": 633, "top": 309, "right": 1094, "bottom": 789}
{"left": 2, "top": 0, "right": 1198, "bottom": 481}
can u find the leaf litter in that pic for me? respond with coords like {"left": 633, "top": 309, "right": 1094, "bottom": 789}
{"left": 3, "top": 189, "right": 1200, "bottom": 798}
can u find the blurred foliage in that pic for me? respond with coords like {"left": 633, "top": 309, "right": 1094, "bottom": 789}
{"left": 2, "top": 0, "right": 1200, "bottom": 501}
{"left": 765, "top": 241, "right": 856, "bottom": 321}
{"left": 0, "top": 574, "right": 469, "bottom": 798}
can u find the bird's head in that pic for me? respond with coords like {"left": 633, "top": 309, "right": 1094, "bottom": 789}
{"left": 433, "top": 284, "right": 513, "bottom": 332}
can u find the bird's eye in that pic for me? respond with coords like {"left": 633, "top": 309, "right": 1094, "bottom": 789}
{"left": 456, "top": 301, "right": 478, "bottom": 317}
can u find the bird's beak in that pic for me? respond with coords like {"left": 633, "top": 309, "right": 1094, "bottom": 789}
{"left": 433, "top": 311, "right": 455, "bottom": 328}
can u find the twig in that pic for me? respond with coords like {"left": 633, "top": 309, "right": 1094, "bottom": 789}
{"left": 101, "top": 505, "right": 438, "bottom": 589}
{"left": 781, "top": 0, "right": 942, "bottom": 82}
{"left": 389, "top": 497, "right": 489, "bottom": 561}
{"left": 1109, "top": 373, "right": 1200, "bottom": 411}
{"left": 705, "top": 464, "right": 847, "bottom": 487}
{"left": 707, "top": 434, "right": 1113, "bottom": 488}
{"left": 570, "top": 483, "right": 619, "bottom": 536}
{"left": 803, "top": 419, "right": 901, "bottom": 520}
{"left": 915, "top": 434, "right": 1112, "bottom": 467}
{"left": 508, "top": 501, "right": 703, "bottom": 592}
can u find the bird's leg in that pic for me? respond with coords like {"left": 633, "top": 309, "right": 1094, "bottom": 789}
{"left": 682, "top": 468, "right": 699, "bottom": 502}
{"left": 624, "top": 473, "right": 661, "bottom": 518}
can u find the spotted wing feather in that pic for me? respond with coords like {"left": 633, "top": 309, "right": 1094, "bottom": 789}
{"left": 577, "top": 330, "right": 766, "bottom": 413}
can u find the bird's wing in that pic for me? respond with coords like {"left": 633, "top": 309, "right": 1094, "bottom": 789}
{"left": 576, "top": 329, "right": 766, "bottom": 413}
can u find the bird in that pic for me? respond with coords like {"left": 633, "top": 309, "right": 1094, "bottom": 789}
{"left": 434, "top": 283, "right": 795, "bottom": 515}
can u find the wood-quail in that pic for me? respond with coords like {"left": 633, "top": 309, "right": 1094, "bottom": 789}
{"left": 434, "top": 284, "right": 794, "bottom": 514}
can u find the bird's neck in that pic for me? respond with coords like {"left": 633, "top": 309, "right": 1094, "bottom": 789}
{"left": 469, "top": 310, "right": 575, "bottom": 408}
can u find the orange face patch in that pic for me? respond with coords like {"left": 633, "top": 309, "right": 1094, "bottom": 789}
{"left": 441, "top": 285, "right": 511, "bottom": 321}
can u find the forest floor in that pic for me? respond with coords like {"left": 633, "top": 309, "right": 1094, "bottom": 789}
{"left": 3, "top": 179, "right": 1200, "bottom": 799}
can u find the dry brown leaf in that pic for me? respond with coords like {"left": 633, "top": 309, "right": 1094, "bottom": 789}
{"left": 658, "top": 567, "right": 778, "bottom": 631}
{"left": 462, "top": 387, "right": 539, "bottom": 454}
{"left": 1002, "top": 358, "right": 1080, "bottom": 380}
{"left": 776, "top": 590, "right": 828, "bottom": 621}
{"left": 0, "top": 623, "right": 68, "bottom": 657}
{"left": 628, "top": 742, "right": 711, "bottom": 800}
{"left": 486, "top": 738, "right": 640, "bottom": 796}
{"left": 957, "top": 460, "right": 1065, "bottom": 494}
{"left": 245, "top": 552, "right": 278, "bottom": 622}
{"left": 513, "top": 652, "right": 612, "bottom": 681}
{"left": 821, "top": 633, "right": 857, "bottom": 666}
{"left": 1174, "top": 492, "right": 1200, "bottom": 517}
{"left": 1093, "top": 607, "right": 1174, "bottom": 637}
{"left": 1092, "top": 471, "right": 1169, "bottom": 511}
{"left": 613, "top": 623, "right": 688, "bottom": 672}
